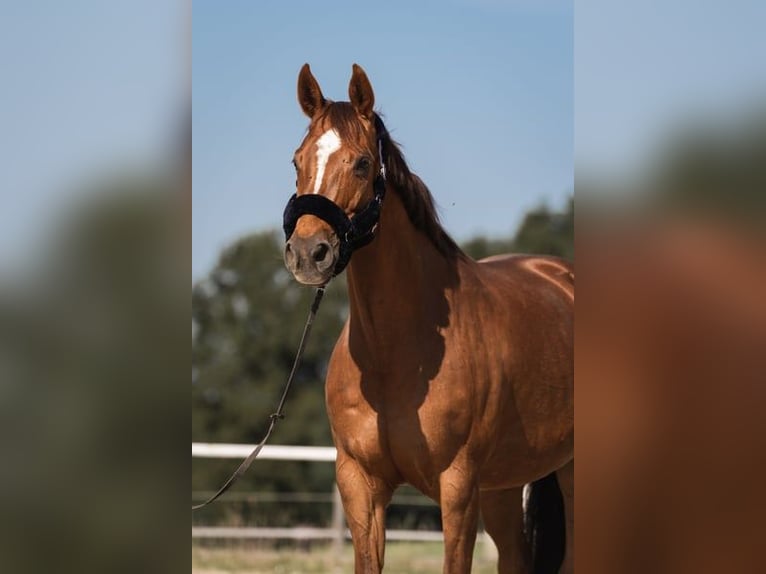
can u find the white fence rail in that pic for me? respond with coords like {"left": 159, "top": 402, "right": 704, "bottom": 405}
{"left": 192, "top": 442, "right": 337, "bottom": 461}
{"left": 191, "top": 442, "right": 451, "bottom": 546}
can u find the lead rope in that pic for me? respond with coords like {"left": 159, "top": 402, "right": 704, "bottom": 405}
{"left": 192, "top": 286, "right": 326, "bottom": 511}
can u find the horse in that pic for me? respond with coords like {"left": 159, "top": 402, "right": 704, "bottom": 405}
{"left": 282, "top": 63, "right": 574, "bottom": 574}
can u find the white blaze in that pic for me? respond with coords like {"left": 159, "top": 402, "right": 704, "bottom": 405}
{"left": 313, "top": 129, "right": 342, "bottom": 194}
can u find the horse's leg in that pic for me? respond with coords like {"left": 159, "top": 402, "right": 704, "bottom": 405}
{"left": 556, "top": 459, "right": 574, "bottom": 574}
{"left": 480, "top": 487, "right": 531, "bottom": 574}
{"left": 335, "top": 451, "right": 393, "bottom": 574}
{"left": 439, "top": 463, "right": 480, "bottom": 574}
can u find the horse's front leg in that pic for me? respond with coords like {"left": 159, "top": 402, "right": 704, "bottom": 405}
{"left": 439, "top": 461, "right": 480, "bottom": 574}
{"left": 335, "top": 450, "right": 393, "bottom": 574}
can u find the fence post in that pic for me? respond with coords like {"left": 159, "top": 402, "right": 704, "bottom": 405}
{"left": 331, "top": 482, "right": 344, "bottom": 556}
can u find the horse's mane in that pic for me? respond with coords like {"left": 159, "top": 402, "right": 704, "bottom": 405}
{"left": 322, "top": 102, "right": 460, "bottom": 257}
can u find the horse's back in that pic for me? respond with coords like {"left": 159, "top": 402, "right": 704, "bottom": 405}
{"left": 478, "top": 253, "right": 574, "bottom": 302}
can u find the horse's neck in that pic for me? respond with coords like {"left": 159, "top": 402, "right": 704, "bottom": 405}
{"left": 346, "top": 188, "right": 458, "bottom": 353}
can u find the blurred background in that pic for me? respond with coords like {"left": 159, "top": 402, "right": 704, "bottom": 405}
{"left": 576, "top": 1, "right": 766, "bottom": 573}
{"left": 0, "top": 1, "right": 188, "bottom": 574}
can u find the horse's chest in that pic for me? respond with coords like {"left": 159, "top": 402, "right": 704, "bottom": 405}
{"left": 328, "top": 366, "right": 472, "bottom": 494}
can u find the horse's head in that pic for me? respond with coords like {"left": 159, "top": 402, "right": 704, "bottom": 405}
{"left": 283, "top": 63, "right": 385, "bottom": 286}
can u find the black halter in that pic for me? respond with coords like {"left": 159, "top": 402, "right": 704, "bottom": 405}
{"left": 282, "top": 116, "right": 388, "bottom": 276}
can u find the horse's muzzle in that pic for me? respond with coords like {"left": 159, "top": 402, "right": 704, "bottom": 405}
{"left": 284, "top": 231, "right": 338, "bottom": 286}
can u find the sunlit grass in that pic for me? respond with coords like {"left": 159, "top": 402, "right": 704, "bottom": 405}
{"left": 192, "top": 540, "right": 498, "bottom": 573}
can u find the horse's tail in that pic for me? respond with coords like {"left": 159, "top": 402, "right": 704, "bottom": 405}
{"left": 524, "top": 472, "right": 566, "bottom": 574}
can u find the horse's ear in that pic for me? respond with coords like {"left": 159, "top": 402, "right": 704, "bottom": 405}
{"left": 348, "top": 63, "right": 375, "bottom": 119}
{"left": 297, "top": 63, "right": 326, "bottom": 119}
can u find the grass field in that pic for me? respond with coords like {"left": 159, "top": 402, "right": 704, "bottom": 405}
{"left": 192, "top": 540, "right": 498, "bottom": 573}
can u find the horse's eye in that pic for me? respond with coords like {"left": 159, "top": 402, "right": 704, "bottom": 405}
{"left": 354, "top": 157, "right": 371, "bottom": 176}
{"left": 292, "top": 159, "right": 298, "bottom": 171}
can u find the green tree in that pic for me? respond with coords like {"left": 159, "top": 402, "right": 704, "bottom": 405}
{"left": 192, "top": 232, "right": 348, "bottom": 525}
{"left": 511, "top": 197, "right": 574, "bottom": 260}
{"left": 462, "top": 197, "right": 573, "bottom": 260}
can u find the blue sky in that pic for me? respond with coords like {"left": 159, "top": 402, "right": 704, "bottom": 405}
{"left": 193, "top": 0, "right": 574, "bottom": 280}
{"left": 3, "top": 2, "right": 761, "bottom": 282}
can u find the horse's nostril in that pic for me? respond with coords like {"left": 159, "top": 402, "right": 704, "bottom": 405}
{"left": 284, "top": 242, "right": 295, "bottom": 265}
{"left": 311, "top": 242, "right": 330, "bottom": 263}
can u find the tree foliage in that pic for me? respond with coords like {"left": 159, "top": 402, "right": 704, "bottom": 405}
{"left": 192, "top": 232, "right": 349, "bottom": 523}
{"left": 462, "top": 197, "right": 573, "bottom": 261}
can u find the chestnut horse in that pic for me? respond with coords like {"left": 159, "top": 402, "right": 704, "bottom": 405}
{"left": 282, "top": 64, "right": 573, "bottom": 573}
